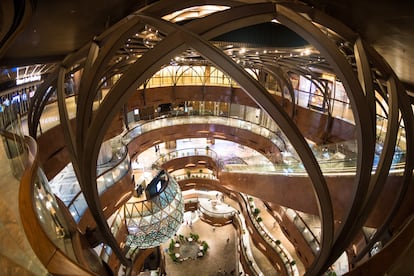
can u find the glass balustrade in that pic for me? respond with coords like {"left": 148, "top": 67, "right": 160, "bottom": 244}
{"left": 243, "top": 194, "right": 299, "bottom": 276}
{"left": 282, "top": 207, "right": 320, "bottom": 255}
{"left": 97, "top": 152, "right": 130, "bottom": 195}
{"left": 124, "top": 115, "right": 407, "bottom": 177}
{"left": 173, "top": 172, "right": 218, "bottom": 181}
{"left": 50, "top": 144, "right": 131, "bottom": 222}
{"left": 123, "top": 115, "right": 289, "bottom": 157}
{"left": 234, "top": 213, "right": 264, "bottom": 276}
{"left": 67, "top": 192, "right": 87, "bottom": 222}
{"left": 152, "top": 147, "right": 218, "bottom": 167}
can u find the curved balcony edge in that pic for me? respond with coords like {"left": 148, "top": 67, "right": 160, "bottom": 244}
{"left": 18, "top": 134, "right": 100, "bottom": 275}
{"left": 346, "top": 214, "right": 414, "bottom": 275}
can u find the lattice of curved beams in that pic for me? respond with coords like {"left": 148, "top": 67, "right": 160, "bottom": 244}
{"left": 259, "top": 63, "right": 296, "bottom": 117}
{"left": 52, "top": 1, "right": 413, "bottom": 274}
{"left": 347, "top": 39, "right": 414, "bottom": 265}
{"left": 74, "top": 4, "right": 333, "bottom": 274}
{"left": 27, "top": 70, "right": 58, "bottom": 138}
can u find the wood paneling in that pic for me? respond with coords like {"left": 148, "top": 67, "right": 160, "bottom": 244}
{"left": 124, "top": 85, "right": 355, "bottom": 144}
{"left": 219, "top": 172, "right": 413, "bottom": 228}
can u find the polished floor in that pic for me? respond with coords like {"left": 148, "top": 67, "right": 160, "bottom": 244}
{"left": 157, "top": 189, "right": 310, "bottom": 276}
{"left": 162, "top": 214, "right": 239, "bottom": 276}
{"left": 0, "top": 137, "right": 48, "bottom": 275}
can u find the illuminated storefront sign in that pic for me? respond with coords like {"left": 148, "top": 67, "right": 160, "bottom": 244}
{"left": 16, "top": 75, "right": 41, "bottom": 85}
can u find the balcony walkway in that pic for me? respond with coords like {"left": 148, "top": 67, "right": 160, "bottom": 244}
{"left": 0, "top": 139, "right": 48, "bottom": 275}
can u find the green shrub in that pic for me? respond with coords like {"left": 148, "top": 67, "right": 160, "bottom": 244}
{"left": 190, "top": 233, "right": 200, "bottom": 242}
{"left": 169, "top": 239, "right": 175, "bottom": 252}
{"left": 169, "top": 252, "right": 178, "bottom": 262}
{"left": 201, "top": 241, "right": 209, "bottom": 253}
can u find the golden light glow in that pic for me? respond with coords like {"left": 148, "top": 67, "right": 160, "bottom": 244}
{"left": 322, "top": 73, "right": 336, "bottom": 82}
{"left": 162, "top": 5, "right": 230, "bottom": 23}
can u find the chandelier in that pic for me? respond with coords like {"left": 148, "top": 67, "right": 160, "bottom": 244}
{"left": 124, "top": 170, "right": 184, "bottom": 249}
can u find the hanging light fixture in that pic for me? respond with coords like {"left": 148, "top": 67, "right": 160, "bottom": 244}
{"left": 137, "top": 25, "right": 162, "bottom": 49}
{"left": 124, "top": 170, "right": 184, "bottom": 249}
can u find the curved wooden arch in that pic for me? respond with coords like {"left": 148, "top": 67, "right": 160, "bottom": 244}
{"left": 81, "top": 6, "right": 332, "bottom": 273}
{"left": 27, "top": 70, "right": 58, "bottom": 138}
{"left": 260, "top": 63, "right": 296, "bottom": 118}
{"left": 48, "top": 1, "right": 412, "bottom": 274}
{"left": 15, "top": 132, "right": 99, "bottom": 275}
{"left": 350, "top": 40, "right": 414, "bottom": 265}
{"left": 177, "top": 19, "right": 333, "bottom": 276}
{"left": 173, "top": 65, "right": 205, "bottom": 86}
{"left": 284, "top": 67, "right": 332, "bottom": 113}
{"left": 29, "top": 44, "right": 89, "bottom": 139}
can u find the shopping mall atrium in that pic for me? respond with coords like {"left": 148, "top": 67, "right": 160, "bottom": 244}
{"left": 1, "top": 0, "right": 413, "bottom": 275}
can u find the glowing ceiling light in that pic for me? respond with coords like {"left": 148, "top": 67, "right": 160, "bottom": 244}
{"left": 162, "top": 5, "right": 230, "bottom": 23}
{"left": 302, "top": 48, "right": 312, "bottom": 56}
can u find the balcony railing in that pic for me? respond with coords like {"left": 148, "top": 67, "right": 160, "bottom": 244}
{"left": 124, "top": 115, "right": 406, "bottom": 177}
{"left": 63, "top": 145, "right": 131, "bottom": 222}
{"left": 152, "top": 147, "right": 219, "bottom": 168}
{"left": 243, "top": 194, "right": 299, "bottom": 276}
{"left": 123, "top": 114, "right": 289, "bottom": 157}
{"left": 282, "top": 207, "right": 321, "bottom": 255}
{"left": 9, "top": 131, "right": 95, "bottom": 274}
